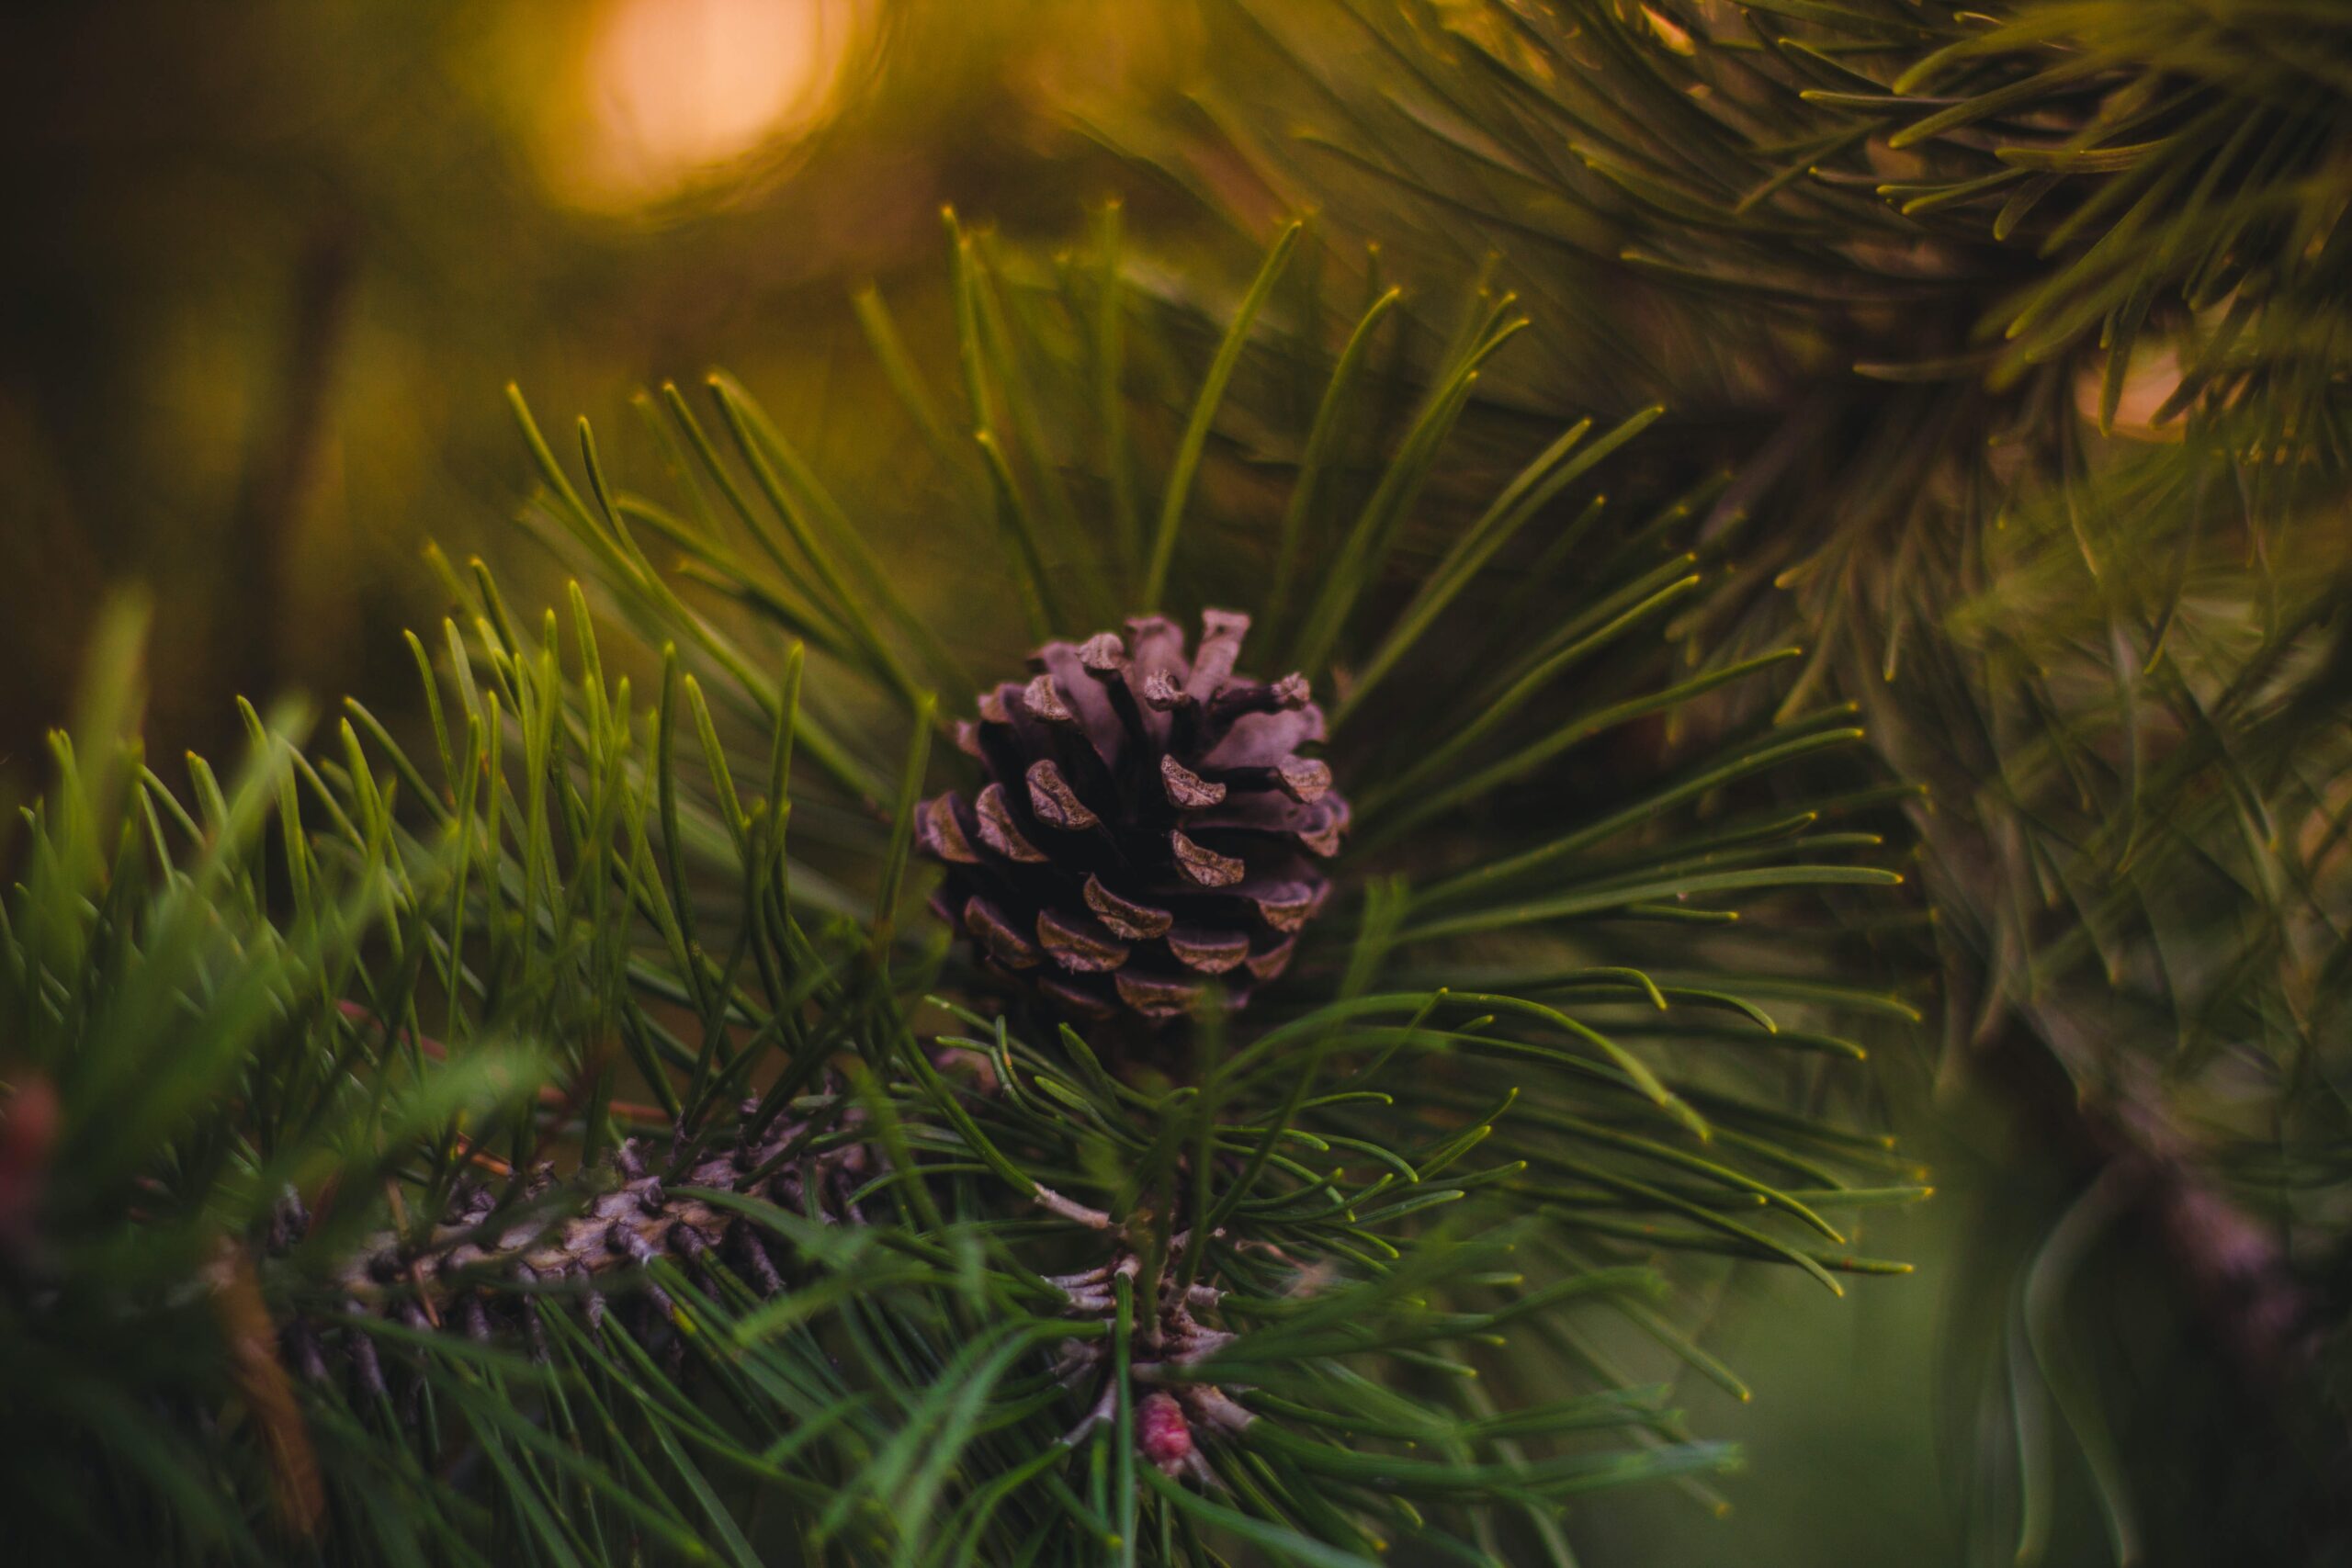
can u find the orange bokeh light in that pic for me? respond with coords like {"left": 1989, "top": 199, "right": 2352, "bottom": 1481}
{"left": 547, "top": 0, "right": 867, "bottom": 211}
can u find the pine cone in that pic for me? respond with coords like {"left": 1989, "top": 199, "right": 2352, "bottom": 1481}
{"left": 291, "top": 1106, "right": 872, "bottom": 1398}
{"left": 917, "top": 610, "right": 1346, "bottom": 1024}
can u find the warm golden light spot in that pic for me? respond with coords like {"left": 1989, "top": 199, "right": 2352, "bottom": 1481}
{"left": 2075, "top": 339, "right": 2187, "bottom": 442}
{"left": 544, "top": 0, "right": 868, "bottom": 212}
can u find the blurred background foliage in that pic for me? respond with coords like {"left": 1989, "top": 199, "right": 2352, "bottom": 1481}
{"left": 0, "top": 0, "right": 1215, "bottom": 773}
{"left": 6, "top": 1, "right": 2346, "bottom": 1563}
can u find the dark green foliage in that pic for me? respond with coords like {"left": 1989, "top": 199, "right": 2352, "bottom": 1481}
{"left": 1091, "top": 1, "right": 2352, "bottom": 1560}
{"left": 0, "top": 215, "right": 1917, "bottom": 1565}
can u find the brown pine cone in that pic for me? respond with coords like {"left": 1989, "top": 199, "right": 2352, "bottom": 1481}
{"left": 916, "top": 610, "right": 1346, "bottom": 1024}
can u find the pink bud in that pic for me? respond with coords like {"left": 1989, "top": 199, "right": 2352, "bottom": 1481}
{"left": 0, "top": 1076, "right": 59, "bottom": 1253}
{"left": 1137, "top": 1391, "right": 1193, "bottom": 1475}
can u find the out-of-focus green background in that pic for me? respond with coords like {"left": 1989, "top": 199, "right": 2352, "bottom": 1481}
{"left": 0, "top": 0, "right": 1218, "bottom": 771}
{"left": 0, "top": 5, "right": 2146, "bottom": 1562}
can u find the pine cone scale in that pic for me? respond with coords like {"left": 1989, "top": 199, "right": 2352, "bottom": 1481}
{"left": 1083, "top": 874, "right": 1173, "bottom": 939}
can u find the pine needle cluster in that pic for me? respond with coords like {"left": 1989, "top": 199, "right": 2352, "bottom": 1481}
{"left": 1092, "top": 1, "right": 2352, "bottom": 1558}
{"left": 1, "top": 209, "right": 1918, "bottom": 1565}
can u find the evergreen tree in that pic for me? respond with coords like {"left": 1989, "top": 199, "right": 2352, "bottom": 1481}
{"left": 1085, "top": 0, "right": 2352, "bottom": 1560}
{"left": 1, "top": 216, "right": 1916, "bottom": 1563}
{"left": 8, "top": 3, "right": 2347, "bottom": 1564}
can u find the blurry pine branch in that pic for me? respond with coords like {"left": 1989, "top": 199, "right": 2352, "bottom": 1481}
{"left": 0, "top": 216, "right": 1916, "bottom": 1565}
{"left": 1073, "top": 0, "right": 2352, "bottom": 1560}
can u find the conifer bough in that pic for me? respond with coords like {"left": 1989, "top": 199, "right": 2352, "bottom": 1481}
{"left": 1180, "top": 0, "right": 2352, "bottom": 1555}
{"left": 2, "top": 216, "right": 1923, "bottom": 1566}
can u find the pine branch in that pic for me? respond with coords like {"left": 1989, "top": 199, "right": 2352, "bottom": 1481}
{"left": 0, "top": 220, "right": 1917, "bottom": 1566}
{"left": 1091, "top": 2, "right": 2352, "bottom": 1555}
